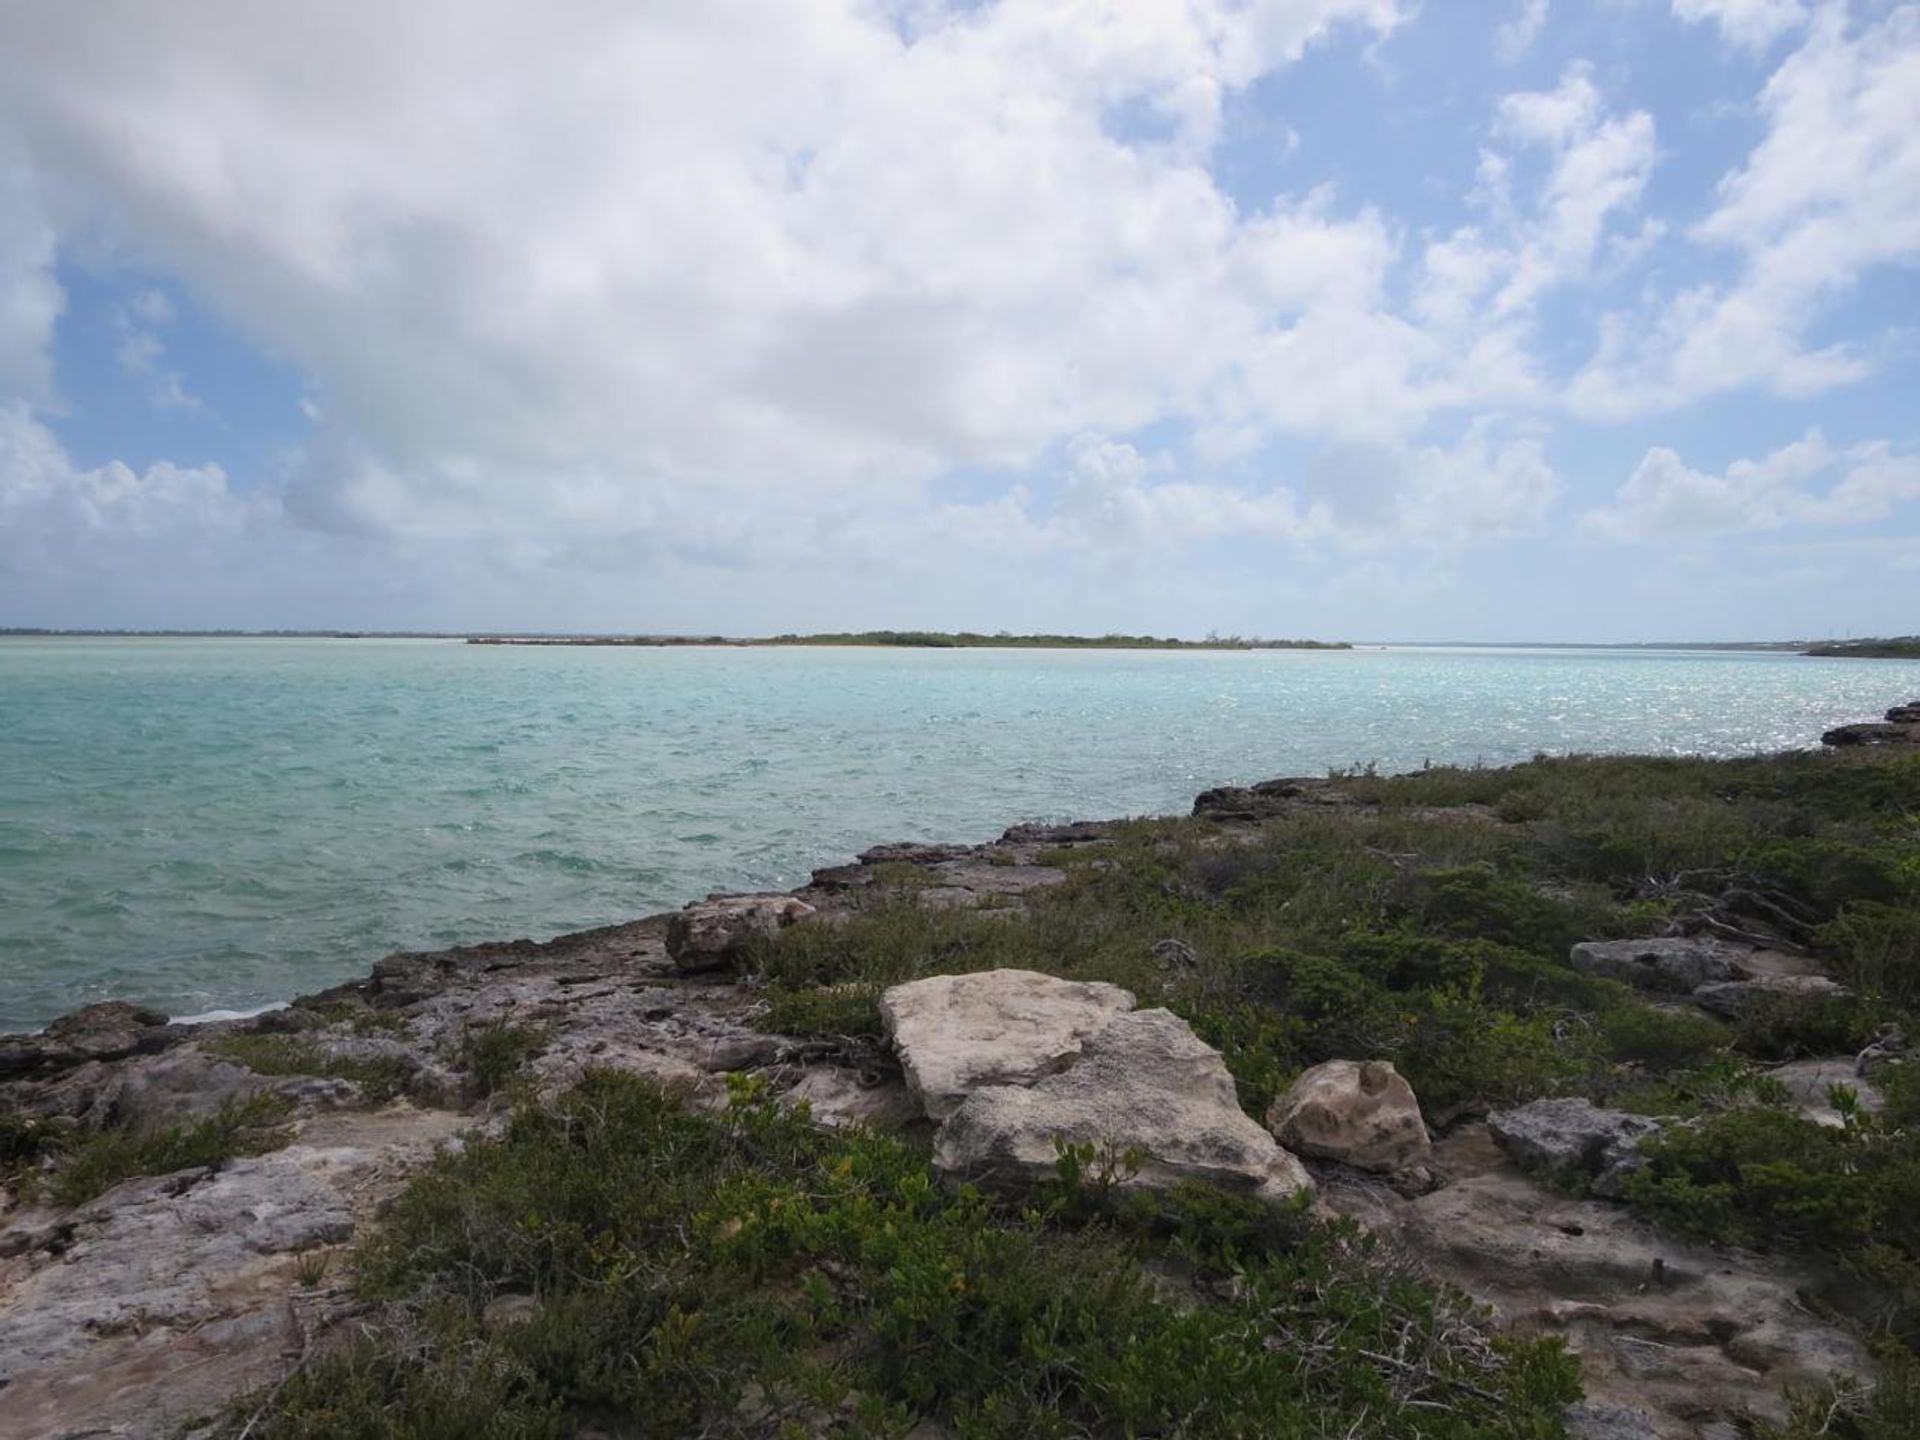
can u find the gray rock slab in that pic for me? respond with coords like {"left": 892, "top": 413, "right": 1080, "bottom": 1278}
{"left": 879, "top": 969, "right": 1135, "bottom": 1122}
{"left": 933, "top": 1008, "right": 1312, "bottom": 1204}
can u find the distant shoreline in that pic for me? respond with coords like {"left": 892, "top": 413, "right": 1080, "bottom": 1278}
{"left": 466, "top": 630, "right": 1351, "bottom": 651}
{"left": 1802, "top": 638, "right": 1920, "bottom": 660}
{"left": 4, "top": 629, "right": 1914, "bottom": 654}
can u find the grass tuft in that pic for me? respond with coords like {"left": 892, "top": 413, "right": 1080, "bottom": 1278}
{"left": 206, "top": 1033, "right": 415, "bottom": 1103}
{"left": 48, "top": 1091, "right": 295, "bottom": 1208}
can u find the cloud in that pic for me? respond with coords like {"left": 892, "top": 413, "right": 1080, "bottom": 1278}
{"left": 1582, "top": 429, "right": 1920, "bottom": 538}
{"left": 1671, "top": 0, "right": 1810, "bottom": 51}
{"left": 112, "top": 289, "right": 199, "bottom": 411}
{"left": 1572, "top": 4, "right": 1920, "bottom": 416}
{"left": 1305, "top": 422, "right": 1559, "bottom": 543}
{"left": 0, "top": 2, "right": 1909, "bottom": 640}
{"left": 0, "top": 161, "right": 61, "bottom": 402}
{"left": 1496, "top": 0, "right": 1550, "bottom": 63}
{"left": 1401, "top": 65, "right": 1655, "bottom": 415}
{"left": 0, "top": 399, "right": 255, "bottom": 579}
{"left": 0, "top": 0, "right": 1423, "bottom": 552}
{"left": 1485, "top": 66, "right": 1658, "bottom": 318}
{"left": 1050, "top": 434, "right": 1318, "bottom": 548}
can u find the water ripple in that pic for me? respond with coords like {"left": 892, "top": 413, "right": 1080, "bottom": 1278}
{"left": 1, "top": 636, "right": 1916, "bottom": 1030}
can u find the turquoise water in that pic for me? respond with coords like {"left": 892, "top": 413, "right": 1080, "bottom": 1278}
{"left": 2, "top": 637, "right": 1916, "bottom": 1031}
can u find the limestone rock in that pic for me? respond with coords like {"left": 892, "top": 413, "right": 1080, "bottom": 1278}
{"left": 666, "top": 894, "right": 815, "bottom": 973}
{"left": 1692, "top": 973, "right": 1848, "bottom": 1019}
{"left": 879, "top": 969, "right": 1135, "bottom": 1121}
{"left": 1563, "top": 1402, "right": 1660, "bottom": 1440}
{"left": 1191, "top": 777, "right": 1327, "bottom": 822}
{"left": 1487, "top": 1098, "right": 1662, "bottom": 1198}
{"left": 782, "top": 1067, "right": 921, "bottom": 1130}
{"left": 0, "top": 1109, "right": 466, "bottom": 1440}
{"left": 932, "top": 1008, "right": 1312, "bottom": 1204}
{"left": 68, "top": 1048, "right": 271, "bottom": 1128}
{"left": 998, "top": 819, "right": 1113, "bottom": 845}
{"left": 856, "top": 841, "right": 973, "bottom": 866}
{"left": 1569, "top": 938, "right": 1738, "bottom": 994}
{"left": 1822, "top": 720, "right": 1917, "bottom": 747}
{"left": 1767, "top": 1056, "right": 1885, "bottom": 1127}
{"left": 1857, "top": 1023, "right": 1906, "bottom": 1076}
{"left": 0, "top": 1001, "right": 178, "bottom": 1081}
{"left": 1389, "top": 1171, "right": 1869, "bottom": 1431}
{"left": 1265, "top": 1059, "right": 1430, "bottom": 1173}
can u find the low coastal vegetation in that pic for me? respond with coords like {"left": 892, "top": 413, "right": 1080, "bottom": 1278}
{"left": 205, "top": 1033, "right": 415, "bottom": 1103}
{"left": 239, "top": 1072, "right": 1580, "bottom": 1439}
{"left": 1804, "top": 638, "right": 1920, "bottom": 659}
{"left": 762, "top": 630, "right": 1351, "bottom": 650}
{"left": 468, "top": 630, "right": 1351, "bottom": 650}
{"left": 33, "top": 1092, "right": 294, "bottom": 1209}
{"left": 452, "top": 1017, "right": 550, "bottom": 1096}
{"left": 746, "top": 749, "right": 1920, "bottom": 1430}
{"left": 200, "top": 744, "right": 1920, "bottom": 1437}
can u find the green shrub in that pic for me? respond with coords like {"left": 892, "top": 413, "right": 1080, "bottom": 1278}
{"left": 1625, "top": 1106, "right": 1869, "bottom": 1248}
{"left": 1734, "top": 991, "right": 1887, "bottom": 1060}
{"left": 1411, "top": 864, "right": 1605, "bottom": 957}
{"left": 1762, "top": 1342, "right": 1920, "bottom": 1440}
{"left": 237, "top": 1071, "right": 1578, "bottom": 1439}
{"left": 1625, "top": 1100, "right": 1920, "bottom": 1343}
{"left": 50, "top": 1091, "right": 295, "bottom": 1208}
{"left": 1599, "top": 1005, "right": 1734, "bottom": 1072}
{"left": 1819, "top": 902, "right": 1920, "bottom": 1008}
{"left": 755, "top": 983, "right": 885, "bottom": 1041}
{"left": 1613, "top": 1055, "right": 1789, "bottom": 1116}
{"left": 0, "top": 1111, "right": 68, "bottom": 1182}
{"left": 303, "top": 1002, "right": 413, "bottom": 1034}
{"left": 1396, "top": 982, "right": 1586, "bottom": 1113}
{"left": 452, "top": 1019, "right": 549, "bottom": 1097}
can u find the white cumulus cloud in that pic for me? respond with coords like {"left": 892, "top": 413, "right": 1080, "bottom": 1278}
{"left": 1583, "top": 429, "right": 1920, "bottom": 539}
{"left": 1573, "top": 4, "right": 1920, "bottom": 416}
{"left": 0, "top": 0, "right": 1420, "bottom": 551}
{"left": 1672, "top": 0, "right": 1811, "bottom": 51}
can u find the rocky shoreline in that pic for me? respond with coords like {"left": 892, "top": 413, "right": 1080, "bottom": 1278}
{"left": 3, "top": 705, "right": 1915, "bottom": 1439}
{"left": 1821, "top": 698, "right": 1920, "bottom": 747}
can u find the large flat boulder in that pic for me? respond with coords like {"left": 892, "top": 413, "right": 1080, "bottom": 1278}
{"left": 1266, "top": 1059, "right": 1430, "bottom": 1173}
{"left": 1569, "top": 938, "right": 1738, "bottom": 994}
{"left": 932, "top": 1008, "right": 1312, "bottom": 1204}
{"left": 878, "top": 969, "right": 1135, "bottom": 1121}
{"left": 667, "top": 894, "right": 815, "bottom": 973}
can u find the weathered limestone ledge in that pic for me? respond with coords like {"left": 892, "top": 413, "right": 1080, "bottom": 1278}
{"left": 1, "top": 720, "right": 1908, "bottom": 1439}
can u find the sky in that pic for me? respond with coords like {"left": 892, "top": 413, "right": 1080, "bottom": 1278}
{"left": 0, "top": 0, "right": 1915, "bottom": 642}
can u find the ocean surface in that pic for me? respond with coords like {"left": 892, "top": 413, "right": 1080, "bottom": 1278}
{"left": 3, "top": 637, "right": 1917, "bottom": 1031}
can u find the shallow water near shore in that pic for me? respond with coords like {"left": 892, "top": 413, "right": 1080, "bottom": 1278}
{"left": 2, "top": 636, "right": 1916, "bottom": 1030}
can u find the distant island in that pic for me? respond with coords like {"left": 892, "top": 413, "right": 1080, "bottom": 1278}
{"left": 1802, "top": 637, "right": 1920, "bottom": 659}
{"left": 467, "top": 630, "right": 1351, "bottom": 651}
